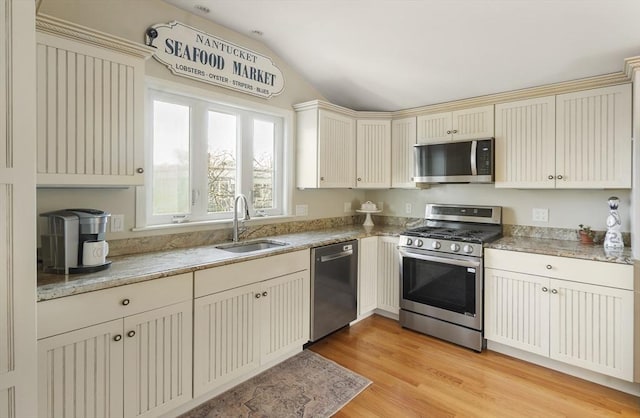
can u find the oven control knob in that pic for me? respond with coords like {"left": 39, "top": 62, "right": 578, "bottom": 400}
{"left": 463, "top": 245, "right": 474, "bottom": 254}
{"left": 416, "top": 239, "right": 424, "bottom": 247}
{"left": 431, "top": 241, "right": 441, "bottom": 249}
{"left": 406, "top": 238, "right": 413, "bottom": 246}
{"left": 450, "top": 243, "right": 460, "bottom": 252}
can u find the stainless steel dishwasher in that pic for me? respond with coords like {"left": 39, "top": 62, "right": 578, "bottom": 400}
{"left": 310, "top": 240, "right": 358, "bottom": 342}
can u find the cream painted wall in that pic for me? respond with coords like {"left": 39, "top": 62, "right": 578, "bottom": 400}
{"left": 35, "top": 0, "right": 361, "bottom": 240}
{"left": 366, "top": 187, "right": 631, "bottom": 232}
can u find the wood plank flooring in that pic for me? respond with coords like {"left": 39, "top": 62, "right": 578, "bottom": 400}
{"left": 309, "top": 315, "right": 640, "bottom": 417}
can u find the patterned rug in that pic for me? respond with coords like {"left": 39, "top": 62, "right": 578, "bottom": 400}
{"left": 180, "top": 350, "right": 371, "bottom": 418}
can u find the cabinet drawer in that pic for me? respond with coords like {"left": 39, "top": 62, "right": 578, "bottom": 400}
{"left": 484, "top": 249, "right": 632, "bottom": 290}
{"left": 195, "top": 249, "right": 310, "bottom": 297}
{"left": 38, "top": 273, "right": 193, "bottom": 339}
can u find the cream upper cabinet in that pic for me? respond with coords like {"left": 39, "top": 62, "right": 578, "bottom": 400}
{"left": 35, "top": 16, "right": 153, "bottom": 186}
{"left": 356, "top": 119, "right": 392, "bottom": 188}
{"left": 485, "top": 249, "right": 634, "bottom": 382}
{"left": 296, "top": 105, "right": 356, "bottom": 188}
{"left": 495, "top": 84, "right": 632, "bottom": 189}
{"left": 417, "top": 105, "right": 494, "bottom": 144}
{"left": 391, "top": 117, "right": 417, "bottom": 188}
{"left": 495, "top": 96, "right": 556, "bottom": 188}
{"left": 555, "top": 84, "right": 632, "bottom": 188}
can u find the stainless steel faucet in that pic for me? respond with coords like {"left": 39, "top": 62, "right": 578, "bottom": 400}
{"left": 232, "top": 194, "right": 250, "bottom": 242}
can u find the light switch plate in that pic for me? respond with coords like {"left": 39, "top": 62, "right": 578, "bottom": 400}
{"left": 532, "top": 208, "right": 549, "bottom": 223}
{"left": 344, "top": 202, "right": 352, "bottom": 212}
{"left": 295, "top": 204, "right": 308, "bottom": 216}
{"left": 111, "top": 214, "right": 125, "bottom": 232}
{"left": 405, "top": 203, "right": 412, "bottom": 214}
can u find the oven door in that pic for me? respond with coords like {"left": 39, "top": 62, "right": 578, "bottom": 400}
{"left": 399, "top": 248, "right": 483, "bottom": 330}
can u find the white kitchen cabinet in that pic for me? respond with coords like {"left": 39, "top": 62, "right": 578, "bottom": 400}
{"left": 193, "top": 250, "right": 310, "bottom": 397}
{"left": 35, "top": 15, "right": 153, "bottom": 186}
{"left": 358, "top": 236, "right": 379, "bottom": 317}
{"left": 37, "top": 274, "right": 193, "bottom": 418}
{"left": 391, "top": 117, "right": 417, "bottom": 188}
{"left": 495, "top": 84, "right": 632, "bottom": 189}
{"left": 377, "top": 236, "right": 400, "bottom": 315}
{"left": 356, "top": 119, "right": 392, "bottom": 188}
{"left": 296, "top": 103, "right": 356, "bottom": 188}
{"left": 485, "top": 249, "right": 634, "bottom": 381}
{"left": 417, "top": 105, "right": 494, "bottom": 144}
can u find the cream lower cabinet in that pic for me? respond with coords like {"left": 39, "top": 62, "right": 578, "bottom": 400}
{"left": 485, "top": 249, "right": 634, "bottom": 381}
{"left": 37, "top": 274, "right": 193, "bottom": 418}
{"left": 358, "top": 236, "right": 378, "bottom": 317}
{"left": 193, "top": 250, "right": 310, "bottom": 397}
{"left": 358, "top": 236, "right": 400, "bottom": 317}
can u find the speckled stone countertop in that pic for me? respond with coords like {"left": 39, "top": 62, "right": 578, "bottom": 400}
{"left": 486, "top": 236, "right": 633, "bottom": 265}
{"left": 37, "top": 225, "right": 402, "bottom": 302}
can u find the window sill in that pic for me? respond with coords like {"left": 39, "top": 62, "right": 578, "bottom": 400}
{"left": 132, "top": 214, "right": 297, "bottom": 232}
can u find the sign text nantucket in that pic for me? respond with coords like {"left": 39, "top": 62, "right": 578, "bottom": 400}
{"left": 145, "top": 21, "right": 285, "bottom": 98}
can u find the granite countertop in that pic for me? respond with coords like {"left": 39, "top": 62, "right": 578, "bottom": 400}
{"left": 37, "top": 225, "right": 402, "bottom": 302}
{"left": 486, "top": 236, "right": 634, "bottom": 265}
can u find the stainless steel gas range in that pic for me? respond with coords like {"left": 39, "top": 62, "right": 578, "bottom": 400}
{"left": 398, "top": 203, "right": 502, "bottom": 352}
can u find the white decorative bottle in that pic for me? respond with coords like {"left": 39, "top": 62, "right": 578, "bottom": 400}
{"left": 603, "top": 196, "right": 624, "bottom": 249}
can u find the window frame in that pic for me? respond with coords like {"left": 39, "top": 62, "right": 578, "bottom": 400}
{"left": 137, "top": 78, "right": 292, "bottom": 229}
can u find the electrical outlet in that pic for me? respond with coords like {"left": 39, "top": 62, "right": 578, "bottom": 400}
{"left": 405, "top": 203, "right": 412, "bottom": 214}
{"left": 377, "top": 202, "right": 384, "bottom": 211}
{"left": 111, "top": 214, "right": 124, "bottom": 232}
{"left": 344, "top": 202, "right": 352, "bottom": 213}
{"left": 295, "top": 204, "right": 308, "bottom": 216}
{"left": 532, "top": 208, "right": 549, "bottom": 223}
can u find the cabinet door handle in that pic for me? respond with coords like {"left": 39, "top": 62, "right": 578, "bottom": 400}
{"left": 557, "top": 175, "right": 563, "bottom": 180}
{"left": 136, "top": 168, "right": 144, "bottom": 174}
{"left": 127, "top": 330, "right": 136, "bottom": 338}
{"left": 542, "top": 287, "right": 548, "bottom": 292}
{"left": 548, "top": 175, "right": 554, "bottom": 180}
{"left": 255, "top": 293, "right": 261, "bottom": 299}
{"left": 113, "top": 334, "right": 122, "bottom": 342}
{"left": 121, "top": 298, "right": 130, "bottom": 306}
{"left": 551, "top": 289, "right": 558, "bottom": 294}
{"left": 262, "top": 291, "right": 268, "bottom": 297}
{"left": 546, "top": 264, "right": 552, "bottom": 270}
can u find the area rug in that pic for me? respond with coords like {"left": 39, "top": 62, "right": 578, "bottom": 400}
{"left": 180, "top": 350, "right": 371, "bottom": 418}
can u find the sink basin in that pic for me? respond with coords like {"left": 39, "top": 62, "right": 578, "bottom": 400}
{"left": 215, "top": 239, "right": 289, "bottom": 253}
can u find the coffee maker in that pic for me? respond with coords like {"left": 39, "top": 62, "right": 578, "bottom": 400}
{"left": 40, "top": 209, "right": 111, "bottom": 274}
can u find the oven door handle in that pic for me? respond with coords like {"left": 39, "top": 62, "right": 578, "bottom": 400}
{"left": 399, "top": 249, "right": 481, "bottom": 269}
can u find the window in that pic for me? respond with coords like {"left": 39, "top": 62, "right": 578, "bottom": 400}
{"left": 146, "top": 88, "right": 286, "bottom": 226}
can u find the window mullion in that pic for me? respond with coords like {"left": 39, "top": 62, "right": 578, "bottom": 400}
{"left": 191, "top": 103, "right": 208, "bottom": 219}
{"left": 240, "top": 113, "right": 254, "bottom": 212}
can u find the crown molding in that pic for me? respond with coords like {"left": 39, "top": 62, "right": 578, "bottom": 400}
{"left": 624, "top": 55, "right": 640, "bottom": 78}
{"left": 292, "top": 100, "right": 393, "bottom": 118}
{"left": 36, "top": 13, "right": 154, "bottom": 59}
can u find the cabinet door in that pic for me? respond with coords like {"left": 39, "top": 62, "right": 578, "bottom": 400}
{"left": 484, "top": 268, "right": 550, "bottom": 356}
{"left": 318, "top": 109, "right": 356, "bottom": 188}
{"left": 391, "top": 117, "right": 417, "bottom": 188}
{"left": 377, "top": 236, "right": 400, "bottom": 315}
{"left": 358, "top": 236, "right": 378, "bottom": 317}
{"left": 260, "top": 271, "right": 310, "bottom": 364}
{"left": 35, "top": 31, "right": 147, "bottom": 186}
{"left": 495, "top": 96, "right": 556, "bottom": 188}
{"left": 451, "top": 105, "right": 494, "bottom": 140}
{"left": 123, "top": 300, "right": 193, "bottom": 418}
{"left": 38, "top": 320, "right": 124, "bottom": 418}
{"left": 549, "top": 279, "right": 634, "bottom": 381}
{"left": 416, "top": 112, "right": 452, "bottom": 143}
{"left": 555, "top": 84, "right": 632, "bottom": 188}
{"left": 356, "top": 119, "right": 391, "bottom": 188}
{"left": 193, "top": 284, "right": 260, "bottom": 397}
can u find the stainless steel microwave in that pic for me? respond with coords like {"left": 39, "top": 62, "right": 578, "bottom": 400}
{"left": 413, "top": 138, "right": 494, "bottom": 183}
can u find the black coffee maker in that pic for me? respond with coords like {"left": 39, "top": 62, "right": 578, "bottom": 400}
{"left": 40, "top": 209, "right": 111, "bottom": 274}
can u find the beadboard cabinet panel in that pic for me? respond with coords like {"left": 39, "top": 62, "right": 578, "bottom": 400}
{"left": 318, "top": 110, "right": 357, "bottom": 188}
{"left": 358, "top": 236, "right": 378, "bottom": 317}
{"left": 35, "top": 30, "right": 148, "bottom": 186}
{"left": 417, "top": 112, "right": 452, "bottom": 143}
{"left": 377, "top": 237, "right": 400, "bottom": 314}
{"left": 356, "top": 119, "right": 391, "bottom": 188}
{"left": 417, "top": 106, "right": 494, "bottom": 144}
{"left": 555, "top": 84, "right": 632, "bottom": 188}
{"left": 495, "top": 96, "right": 556, "bottom": 188}
{"left": 391, "top": 117, "right": 417, "bottom": 188}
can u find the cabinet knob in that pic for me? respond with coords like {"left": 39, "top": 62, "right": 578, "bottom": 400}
{"left": 136, "top": 167, "right": 144, "bottom": 174}
{"left": 262, "top": 291, "right": 268, "bottom": 297}
{"left": 121, "top": 299, "right": 130, "bottom": 306}
{"left": 255, "top": 293, "right": 261, "bottom": 299}
{"left": 551, "top": 289, "right": 558, "bottom": 294}
{"left": 357, "top": 177, "right": 362, "bottom": 181}
{"left": 557, "top": 175, "right": 563, "bottom": 180}
{"left": 446, "top": 130, "right": 451, "bottom": 134}
{"left": 127, "top": 330, "right": 136, "bottom": 338}
{"left": 548, "top": 175, "right": 554, "bottom": 180}
{"left": 113, "top": 334, "right": 122, "bottom": 342}
{"left": 452, "top": 129, "right": 458, "bottom": 134}
{"left": 320, "top": 177, "right": 325, "bottom": 181}
{"left": 542, "top": 287, "right": 548, "bottom": 292}
{"left": 546, "top": 264, "right": 552, "bottom": 270}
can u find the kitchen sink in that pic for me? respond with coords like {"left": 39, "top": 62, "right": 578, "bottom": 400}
{"left": 215, "top": 239, "right": 289, "bottom": 253}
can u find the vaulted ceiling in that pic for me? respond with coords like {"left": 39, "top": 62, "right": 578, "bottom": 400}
{"left": 164, "top": 0, "right": 640, "bottom": 111}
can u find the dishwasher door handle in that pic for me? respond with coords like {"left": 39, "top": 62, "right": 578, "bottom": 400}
{"left": 320, "top": 250, "right": 353, "bottom": 263}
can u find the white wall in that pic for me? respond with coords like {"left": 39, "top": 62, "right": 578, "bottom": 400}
{"left": 366, "top": 186, "right": 631, "bottom": 232}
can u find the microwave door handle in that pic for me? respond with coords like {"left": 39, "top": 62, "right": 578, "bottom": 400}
{"left": 470, "top": 140, "right": 478, "bottom": 176}
{"left": 399, "top": 249, "right": 480, "bottom": 269}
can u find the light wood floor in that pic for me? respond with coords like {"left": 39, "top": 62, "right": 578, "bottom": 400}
{"left": 309, "top": 315, "right": 640, "bottom": 418}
